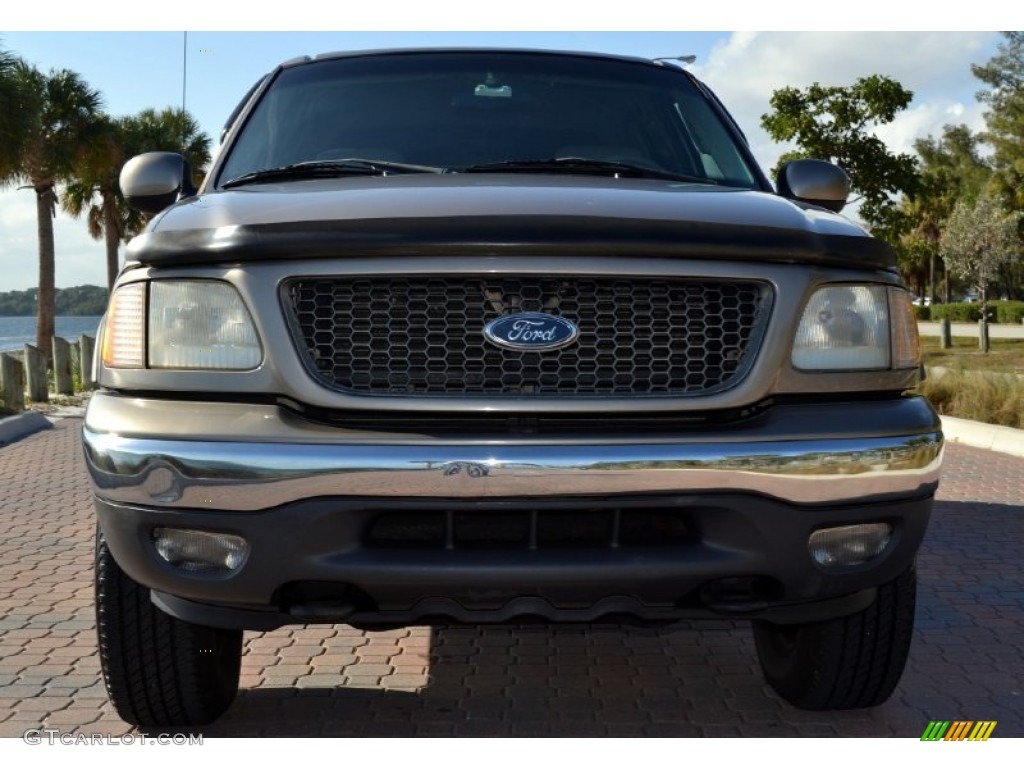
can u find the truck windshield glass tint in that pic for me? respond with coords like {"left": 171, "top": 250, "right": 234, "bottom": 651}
{"left": 217, "top": 52, "right": 761, "bottom": 189}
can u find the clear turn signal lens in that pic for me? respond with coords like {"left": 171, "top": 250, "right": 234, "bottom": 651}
{"left": 101, "top": 282, "right": 146, "bottom": 368}
{"left": 888, "top": 287, "right": 921, "bottom": 370}
{"left": 791, "top": 285, "right": 890, "bottom": 370}
{"left": 148, "top": 281, "right": 262, "bottom": 370}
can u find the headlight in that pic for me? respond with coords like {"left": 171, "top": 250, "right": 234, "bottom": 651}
{"left": 791, "top": 285, "right": 919, "bottom": 371}
{"left": 149, "top": 281, "right": 261, "bottom": 369}
{"left": 100, "top": 280, "right": 262, "bottom": 370}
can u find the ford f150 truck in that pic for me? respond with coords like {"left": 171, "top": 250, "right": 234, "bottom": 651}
{"left": 84, "top": 48, "right": 942, "bottom": 726}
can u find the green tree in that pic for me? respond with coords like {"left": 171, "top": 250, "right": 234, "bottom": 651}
{"left": 893, "top": 231, "right": 931, "bottom": 299}
{"left": 61, "top": 114, "right": 121, "bottom": 290}
{"left": 971, "top": 32, "right": 1024, "bottom": 299}
{"left": 939, "top": 195, "right": 1021, "bottom": 342}
{"left": 124, "top": 107, "right": 211, "bottom": 205}
{"left": 761, "top": 75, "right": 920, "bottom": 236}
{"left": 0, "top": 59, "right": 103, "bottom": 359}
{"left": 0, "top": 285, "right": 107, "bottom": 316}
{"left": 972, "top": 32, "right": 1024, "bottom": 210}
{"left": 62, "top": 108, "right": 211, "bottom": 289}
{"left": 54, "top": 284, "right": 108, "bottom": 315}
{"left": 0, "top": 47, "right": 29, "bottom": 174}
{"left": 900, "top": 124, "right": 992, "bottom": 301}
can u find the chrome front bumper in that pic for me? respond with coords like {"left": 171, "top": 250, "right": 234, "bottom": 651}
{"left": 83, "top": 393, "right": 943, "bottom": 511}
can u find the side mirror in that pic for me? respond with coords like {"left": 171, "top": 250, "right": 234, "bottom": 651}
{"left": 120, "top": 152, "right": 197, "bottom": 215}
{"left": 776, "top": 159, "right": 850, "bottom": 213}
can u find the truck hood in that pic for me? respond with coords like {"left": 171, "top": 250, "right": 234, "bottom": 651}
{"left": 126, "top": 175, "right": 894, "bottom": 269}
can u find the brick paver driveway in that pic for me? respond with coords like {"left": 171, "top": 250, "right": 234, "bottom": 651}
{"left": 1, "top": 418, "right": 1022, "bottom": 737}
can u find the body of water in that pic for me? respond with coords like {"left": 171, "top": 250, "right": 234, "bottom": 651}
{"left": 0, "top": 316, "right": 103, "bottom": 353}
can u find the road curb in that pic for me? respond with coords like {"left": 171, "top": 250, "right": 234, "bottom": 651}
{"left": 0, "top": 410, "right": 53, "bottom": 447}
{"left": 941, "top": 415, "right": 1024, "bottom": 459}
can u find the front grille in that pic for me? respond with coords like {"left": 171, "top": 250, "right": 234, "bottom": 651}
{"left": 365, "top": 508, "right": 691, "bottom": 550}
{"left": 285, "top": 276, "right": 771, "bottom": 397}
{"left": 289, "top": 398, "right": 775, "bottom": 435}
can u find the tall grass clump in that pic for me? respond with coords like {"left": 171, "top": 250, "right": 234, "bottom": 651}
{"left": 917, "top": 369, "right": 1024, "bottom": 429}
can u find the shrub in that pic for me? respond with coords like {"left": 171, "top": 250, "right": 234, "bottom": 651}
{"left": 911, "top": 305, "right": 931, "bottom": 321}
{"left": 929, "top": 300, "right": 1024, "bottom": 324}
{"left": 929, "top": 302, "right": 982, "bottom": 322}
{"left": 993, "top": 300, "right": 1024, "bottom": 324}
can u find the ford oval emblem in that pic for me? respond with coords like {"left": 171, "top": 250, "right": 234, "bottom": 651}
{"left": 483, "top": 312, "right": 579, "bottom": 352}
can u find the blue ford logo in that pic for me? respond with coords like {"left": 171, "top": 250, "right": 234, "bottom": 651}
{"left": 484, "top": 312, "right": 579, "bottom": 352}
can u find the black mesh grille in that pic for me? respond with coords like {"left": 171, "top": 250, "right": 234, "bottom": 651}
{"left": 285, "top": 276, "right": 771, "bottom": 396}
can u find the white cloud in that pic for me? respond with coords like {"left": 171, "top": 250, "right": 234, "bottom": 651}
{"left": 874, "top": 99, "right": 987, "bottom": 158}
{"left": 0, "top": 188, "right": 109, "bottom": 292}
{"left": 694, "top": 31, "right": 997, "bottom": 175}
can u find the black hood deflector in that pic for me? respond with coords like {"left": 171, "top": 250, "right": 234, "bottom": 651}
{"left": 128, "top": 214, "right": 894, "bottom": 269}
{"left": 127, "top": 178, "right": 896, "bottom": 270}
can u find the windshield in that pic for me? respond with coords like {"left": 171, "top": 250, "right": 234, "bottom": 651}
{"left": 217, "top": 51, "right": 762, "bottom": 189}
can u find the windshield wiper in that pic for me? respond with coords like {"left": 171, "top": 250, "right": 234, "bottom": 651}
{"left": 221, "top": 158, "right": 445, "bottom": 189}
{"left": 452, "top": 157, "right": 718, "bottom": 185}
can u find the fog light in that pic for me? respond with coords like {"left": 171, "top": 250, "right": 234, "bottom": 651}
{"left": 153, "top": 528, "right": 249, "bottom": 574}
{"left": 808, "top": 523, "right": 892, "bottom": 568}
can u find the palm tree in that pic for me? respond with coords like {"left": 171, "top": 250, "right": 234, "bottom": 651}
{"left": 127, "top": 107, "right": 212, "bottom": 204}
{"left": 0, "top": 48, "right": 30, "bottom": 174}
{"left": 62, "top": 114, "right": 121, "bottom": 290}
{"left": 63, "top": 108, "right": 212, "bottom": 289}
{"left": 0, "top": 59, "right": 103, "bottom": 359}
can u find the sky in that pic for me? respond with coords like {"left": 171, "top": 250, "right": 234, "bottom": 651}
{"left": 0, "top": 6, "right": 1018, "bottom": 763}
{"left": 0, "top": 5, "right": 1010, "bottom": 293}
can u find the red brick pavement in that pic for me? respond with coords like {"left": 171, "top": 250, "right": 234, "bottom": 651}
{"left": 1, "top": 418, "right": 1022, "bottom": 737}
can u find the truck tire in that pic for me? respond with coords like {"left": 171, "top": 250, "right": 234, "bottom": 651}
{"left": 94, "top": 527, "right": 242, "bottom": 726}
{"left": 753, "top": 563, "right": 916, "bottom": 710}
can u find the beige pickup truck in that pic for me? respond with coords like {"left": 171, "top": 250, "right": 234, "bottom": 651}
{"left": 84, "top": 48, "right": 942, "bottom": 726}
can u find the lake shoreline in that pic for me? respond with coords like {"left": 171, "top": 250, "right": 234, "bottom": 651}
{"left": 0, "top": 316, "right": 103, "bottom": 354}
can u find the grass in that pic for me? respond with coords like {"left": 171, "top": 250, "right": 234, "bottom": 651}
{"left": 917, "top": 337, "right": 1024, "bottom": 429}
{"left": 921, "top": 339, "right": 1024, "bottom": 430}
{"left": 916, "top": 369, "right": 1024, "bottom": 430}
{"left": 920, "top": 337, "right": 1024, "bottom": 375}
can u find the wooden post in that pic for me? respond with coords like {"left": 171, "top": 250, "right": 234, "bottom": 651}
{"left": 53, "top": 336, "right": 74, "bottom": 395}
{"left": 80, "top": 334, "right": 96, "bottom": 389}
{"left": 69, "top": 340, "right": 81, "bottom": 390}
{"left": 939, "top": 317, "right": 952, "bottom": 349}
{"left": 0, "top": 353, "right": 25, "bottom": 412}
{"left": 24, "top": 344, "right": 49, "bottom": 402}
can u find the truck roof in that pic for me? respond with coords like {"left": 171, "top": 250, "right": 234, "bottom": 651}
{"left": 279, "top": 47, "right": 673, "bottom": 71}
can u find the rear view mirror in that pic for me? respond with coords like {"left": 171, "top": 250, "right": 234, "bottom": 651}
{"left": 776, "top": 159, "right": 850, "bottom": 213}
{"left": 120, "top": 152, "right": 196, "bottom": 215}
